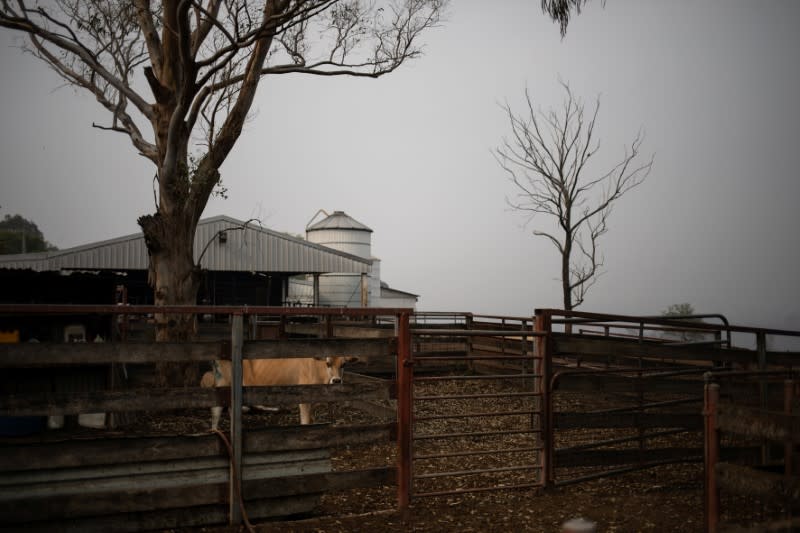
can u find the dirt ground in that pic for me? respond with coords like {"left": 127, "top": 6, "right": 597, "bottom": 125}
{"left": 143, "top": 392, "right": 714, "bottom": 533}
{"left": 185, "top": 462, "right": 706, "bottom": 533}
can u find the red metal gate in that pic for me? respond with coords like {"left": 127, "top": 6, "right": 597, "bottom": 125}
{"left": 397, "top": 314, "right": 547, "bottom": 501}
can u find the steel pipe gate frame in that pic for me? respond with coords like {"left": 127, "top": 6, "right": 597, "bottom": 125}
{"left": 399, "top": 312, "right": 549, "bottom": 502}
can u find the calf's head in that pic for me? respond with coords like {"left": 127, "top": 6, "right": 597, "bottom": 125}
{"left": 319, "top": 356, "right": 358, "bottom": 384}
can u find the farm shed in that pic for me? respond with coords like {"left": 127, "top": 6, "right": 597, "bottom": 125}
{"left": 0, "top": 215, "right": 374, "bottom": 341}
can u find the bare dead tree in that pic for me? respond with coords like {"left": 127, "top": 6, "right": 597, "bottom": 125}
{"left": 496, "top": 82, "right": 653, "bottom": 311}
{"left": 0, "top": 0, "right": 445, "bottom": 385}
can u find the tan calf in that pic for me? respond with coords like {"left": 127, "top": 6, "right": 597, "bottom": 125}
{"left": 202, "top": 356, "right": 356, "bottom": 429}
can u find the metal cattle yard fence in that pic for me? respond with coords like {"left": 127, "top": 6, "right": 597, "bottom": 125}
{"left": 535, "top": 309, "right": 800, "bottom": 489}
{"left": 0, "top": 305, "right": 798, "bottom": 531}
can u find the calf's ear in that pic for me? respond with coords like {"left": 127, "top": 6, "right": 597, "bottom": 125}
{"left": 346, "top": 356, "right": 359, "bottom": 363}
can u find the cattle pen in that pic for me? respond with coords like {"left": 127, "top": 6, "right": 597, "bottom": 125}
{"left": 0, "top": 305, "right": 799, "bottom": 531}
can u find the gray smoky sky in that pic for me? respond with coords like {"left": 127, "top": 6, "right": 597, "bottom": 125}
{"left": 1, "top": 1, "right": 799, "bottom": 333}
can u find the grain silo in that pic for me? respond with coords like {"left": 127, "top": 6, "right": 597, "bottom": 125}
{"left": 306, "top": 210, "right": 376, "bottom": 307}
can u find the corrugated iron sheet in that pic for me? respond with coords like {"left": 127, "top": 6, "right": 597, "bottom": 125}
{"left": 0, "top": 215, "right": 371, "bottom": 274}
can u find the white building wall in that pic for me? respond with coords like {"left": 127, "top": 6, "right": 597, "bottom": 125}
{"left": 379, "top": 294, "right": 418, "bottom": 309}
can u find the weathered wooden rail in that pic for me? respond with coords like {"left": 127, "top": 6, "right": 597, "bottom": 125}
{"left": 0, "top": 305, "right": 411, "bottom": 532}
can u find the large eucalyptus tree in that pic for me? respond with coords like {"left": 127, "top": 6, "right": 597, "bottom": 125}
{"left": 0, "top": 0, "right": 445, "bottom": 384}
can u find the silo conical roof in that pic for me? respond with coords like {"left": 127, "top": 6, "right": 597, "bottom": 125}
{"left": 306, "top": 211, "right": 373, "bottom": 233}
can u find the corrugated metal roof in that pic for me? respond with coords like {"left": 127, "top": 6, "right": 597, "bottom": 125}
{"left": 306, "top": 210, "right": 373, "bottom": 233}
{"left": 381, "top": 286, "right": 420, "bottom": 299}
{"left": 0, "top": 215, "right": 371, "bottom": 274}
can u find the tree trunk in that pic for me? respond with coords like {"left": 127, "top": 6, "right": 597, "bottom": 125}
{"left": 562, "top": 236, "right": 573, "bottom": 312}
{"left": 562, "top": 234, "right": 573, "bottom": 334}
{"left": 139, "top": 212, "right": 201, "bottom": 387}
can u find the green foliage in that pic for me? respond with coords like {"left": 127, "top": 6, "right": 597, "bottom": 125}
{"left": 0, "top": 214, "right": 57, "bottom": 254}
{"left": 662, "top": 303, "right": 695, "bottom": 317}
{"left": 661, "top": 303, "right": 704, "bottom": 342}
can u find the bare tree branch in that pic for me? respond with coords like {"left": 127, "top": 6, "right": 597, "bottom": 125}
{"left": 496, "top": 82, "right": 653, "bottom": 310}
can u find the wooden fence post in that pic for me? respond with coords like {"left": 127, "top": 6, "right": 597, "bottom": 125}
{"left": 755, "top": 332, "right": 770, "bottom": 465}
{"left": 396, "top": 311, "right": 413, "bottom": 514}
{"left": 229, "top": 314, "right": 243, "bottom": 525}
{"left": 785, "top": 379, "right": 794, "bottom": 482}
{"left": 704, "top": 381, "right": 720, "bottom": 533}
{"left": 534, "top": 309, "right": 552, "bottom": 488}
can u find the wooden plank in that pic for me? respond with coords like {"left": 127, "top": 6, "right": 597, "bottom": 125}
{"left": 284, "top": 323, "right": 394, "bottom": 338}
{"left": 243, "top": 381, "right": 393, "bottom": 406}
{"left": 0, "top": 380, "right": 393, "bottom": 416}
{"left": 0, "top": 387, "right": 228, "bottom": 416}
{"left": 0, "top": 455, "right": 331, "bottom": 504}
{"left": 554, "top": 412, "right": 702, "bottom": 430}
{"left": 247, "top": 422, "right": 396, "bottom": 452}
{"left": 554, "top": 336, "right": 756, "bottom": 365}
{"left": 0, "top": 342, "right": 223, "bottom": 367}
{"left": 0, "top": 483, "right": 318, "bottom": 532}
{"left": 0, "top": 450, "right": 330, "bottom": 485}
{"left": 0, "top": 423, "right": 394, "bottom": 471}
{"left": 2, "top": 495, "right": 322, "bottom": 532}
{"left": 346, "top": 399, "right": 397, "bottom": 419}
{"left": 555, "top": 373, "right": 703, "bottom": 395}
{"left": 0, "top": 433, "right": 228, "bottom": 472}
{"left": 0, "top": 337, "right": 402, "bottom": 366}
{"left": 716, "top": 462, "right": 800, "bottom": 499}
{"left": 244, "top": 466, "right": 395, "bottom": 499}
{"left": 717, "top": 403, "right": 800, "bottom": 442}
{"left": 243, "top": 338, "right": 395, "bottom": 359}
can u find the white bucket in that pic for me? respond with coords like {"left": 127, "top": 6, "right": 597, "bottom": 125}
{"left": 562, "top": 518, "right": 597, "bottom": 533}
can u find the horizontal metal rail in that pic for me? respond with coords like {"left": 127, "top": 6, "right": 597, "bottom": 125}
{"left": 553, "top": 457, "right": 702, "bottom": 487}
{"left": 587, "top": 396, "right": 702, "bottom": 414}
{"left": 557, "top": 428, "right": 693, "bottom": 453}
{"left": 413, "top": 481, "right": 541, "bottom": 498}
{"left": 417, "top": 355, "right": 540, "bottom": 361}
{"left": 413, "top": 329, "right": 541, "bottom": 337}
{"left": 414, "top": 391, "right": 541, "bottom": 401}
{"left": 414, "top": 409, "right": 538, "bottom": 422}
{"left": 413, "top": 374, "right": 541, "bottom": 382}
{"left": 414, "top": 464, "right": 539, "bottom": 480}
{"left": 556, "top": 367, "right": 708, "bottom": 378}
{"left": 540, "top": 308, "right": 800, "bottom": 338}
{"left": 414, "top": 446, "right": 542, "bottom": 461}
{"left": 413, "top": 428, "right": 541, "bottom": 441}
{"left": 705, "top": 369, "right": 800, "bottom": 380}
